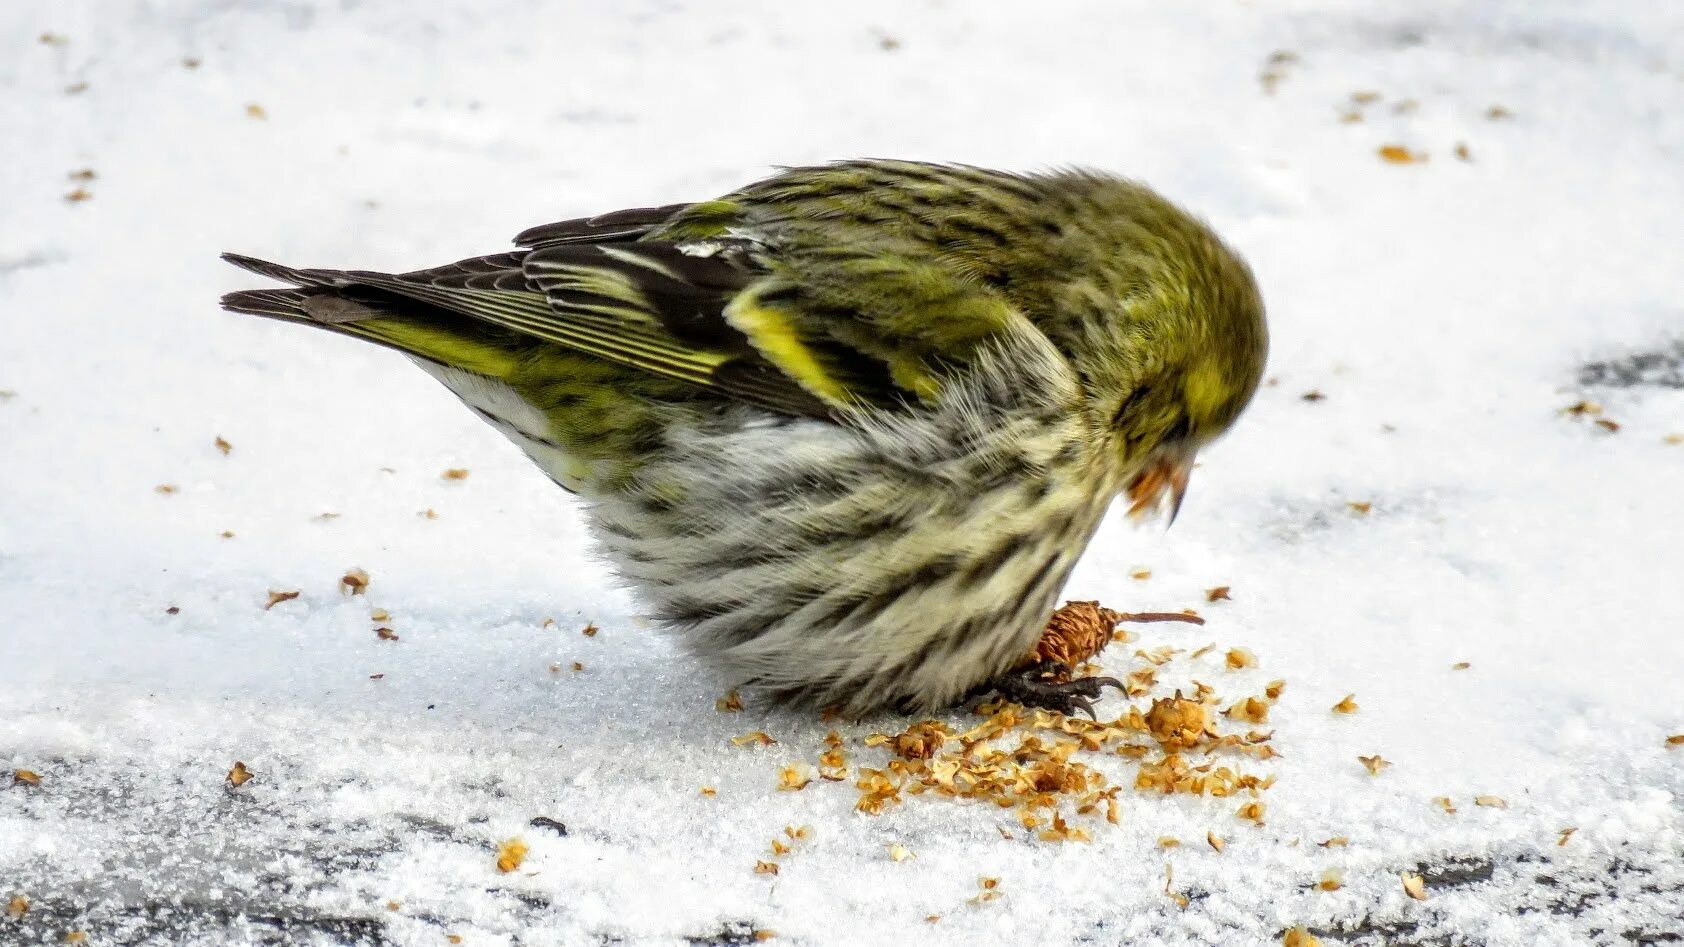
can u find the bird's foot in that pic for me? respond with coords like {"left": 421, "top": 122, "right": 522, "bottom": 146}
{"left": 972, "top": 659, "right": 1124, "bottom": 719}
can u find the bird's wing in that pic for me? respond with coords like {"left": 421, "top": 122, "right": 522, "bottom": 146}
{"left": 514, "top": 229, "right": 1026, "bottom": 416}
{"left": 516, "top": 185, "right": 1030, "bottom": 414}
{"left": 224, "top": 192, "right": 1024, "bottom": 418}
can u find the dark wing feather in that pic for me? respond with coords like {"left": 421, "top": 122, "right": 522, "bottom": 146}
{"left": 515, "top": 203, "right": 693, "bottom": 249}
{"left": 399, "top": 251, "right": 531, "bottom": 290}
{"left": 222, "top": 247, "right": 833, "bottom": 418}
{"left": 520, "top": 243, "right": 757, "bottom": 347}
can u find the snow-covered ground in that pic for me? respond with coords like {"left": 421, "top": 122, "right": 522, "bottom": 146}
{"left": 3, "top": 2, "right": 1682, "bottom": 944}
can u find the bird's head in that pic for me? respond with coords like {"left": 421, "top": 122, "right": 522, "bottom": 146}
{"left": 1021, "top": 176, "right": 1268, "bottom": 522}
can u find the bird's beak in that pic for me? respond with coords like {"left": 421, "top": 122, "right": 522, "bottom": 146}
{"left": 1126, "top": 449, "right": 1195, "bottom": 526}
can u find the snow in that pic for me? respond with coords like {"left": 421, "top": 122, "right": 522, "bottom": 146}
{"left": 3, "top": 1, "right": 1683, "bottom": 944}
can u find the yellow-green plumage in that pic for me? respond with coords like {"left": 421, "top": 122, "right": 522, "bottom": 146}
{"left": 222, "top": 160, "right": 1267, "bottom": 712}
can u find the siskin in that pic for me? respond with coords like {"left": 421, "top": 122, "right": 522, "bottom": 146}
{"left": 222, "top": 160, "right": 1267, "bottom": 715}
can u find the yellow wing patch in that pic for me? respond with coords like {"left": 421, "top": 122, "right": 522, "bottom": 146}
{"left": 350, "top": 320, "right": 523, "bottom": 379}
{"left": 725, "top": 292, "right": 850, "bottom": 405}
{"left": 887, "top": 354, "right": 943, "bottom": 403}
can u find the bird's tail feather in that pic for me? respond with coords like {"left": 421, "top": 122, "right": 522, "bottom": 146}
{"left": 219, "top": 253, "right": 524, "bottom": 379}
{"left": 220, "top": 287, "right": 317, "bottom": 322}
{"left": 221, "top": 252, "right": 328, "bottom": 287}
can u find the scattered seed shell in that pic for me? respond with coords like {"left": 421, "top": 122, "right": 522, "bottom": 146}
{"left": 1225, "top": 696, "right": 1270, "bottom": 724}
{"left": 778, "top": 764, "right": 812, "bottom": 791}
{"left": 496, "top": 838, "right": 528, "bottom": 873}
{"left": 1283, "top": 925, "right": 1322, "bottom": 946}
{"left": 1378, "top": 144, "right": 1426, "bottom": 164}
{"left": 1358, "top": 754, "right": 1392, "bottom": 776}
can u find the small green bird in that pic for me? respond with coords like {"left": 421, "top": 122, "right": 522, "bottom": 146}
{"left": 222, "top": 160, "right": 1266, "bottom": 715}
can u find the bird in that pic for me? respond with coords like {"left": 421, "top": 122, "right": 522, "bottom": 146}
{"left": 221, "top": 159, "right": 1267, "bottom": 716}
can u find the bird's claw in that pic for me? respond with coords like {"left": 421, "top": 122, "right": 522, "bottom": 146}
{"left": 974, "top": 660, "right": 1124, "bottom": 719}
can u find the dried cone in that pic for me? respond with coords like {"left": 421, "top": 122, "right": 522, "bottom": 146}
{"left": 1024, "top": 600, "right": 1124, "bottom": 672}
{"left": 1145, "top": 696, "right": 1209, "bottom": 750}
